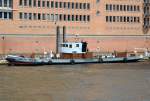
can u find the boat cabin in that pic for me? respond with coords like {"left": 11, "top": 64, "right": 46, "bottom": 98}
{"left": 60, "top": 42, "right": 88, "bottom": 54}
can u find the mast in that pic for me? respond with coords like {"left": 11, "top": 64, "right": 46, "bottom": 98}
{"left": 56, "top": 26, "right": 60, "bottom": 53}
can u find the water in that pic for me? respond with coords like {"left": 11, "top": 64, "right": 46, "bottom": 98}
{"left": 0, "top": 62, "right": 150, "bottom": 101}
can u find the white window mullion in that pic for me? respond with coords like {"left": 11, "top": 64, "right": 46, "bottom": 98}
{"left": 7, "top": 0, "right": 9, "bottom": 7}
{"left": 2, "top": 0, "right": 4, "bottom": 7}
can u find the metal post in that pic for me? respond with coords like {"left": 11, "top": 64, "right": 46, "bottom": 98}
{"left": 2, "top": 36, "right": 5, "bottom": 55}
{"left": 56, "top": 26, "right": 60, "bottom": 53}
{"left": 63, "top": 26, "right": 66, "bottom": 42}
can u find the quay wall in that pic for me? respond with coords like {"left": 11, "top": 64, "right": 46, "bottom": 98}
{"left": 0, "top": 36, "right": 149, "bottom": 55}
{"left": 0, "top": 0, "right": 150, "bottom": 55}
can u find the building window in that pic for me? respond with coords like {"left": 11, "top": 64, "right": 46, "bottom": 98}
{"left": 116, "top": 16, "right": 119, "bottom": 22}
{"left": 76, "top": 3, "right": 78, "bottom": 9}
{"left": 4, "top": 0, "right": 7, "bottom": 7}
{"left": 38, "top": 13, "right": 41, "bottom": 20}
{"left": 106, "top": 16, "right": 108, "bottom": 22}
{"left": 72, "top": 2, "right": 74, "bottom": 9}
{"left": 83, "top": 3, "right": 86, "bottom": 9}
{"left": 33, "top": 13, "right": 37, "bottom": 20}
{"left": 72, "top": 15, "right": 74, "bottom": 21}
{"left": 113, "top": 16, "right": 116, "bottom": 22}
{"left": 64, "top": 2, "right": 66, "bottom": 8}
{"left": 127, "top": 5, "right": 130, "bottom": 11}
{"left": 120, "top": 5, "right": 123, "bottom": 11}
{"left": 38, "top": 0, "right": 41, "bottom": 7}
{"left": 137, "top": 6, "right": 140, "bottom": 11}
{"left": 0, "top": 0, "right": 2, "bottom": 7}
{"left": 19, "top": 0, "right": 23, "bottom": 6}
{"left": 4, "top": 12, "right": 7, "bottom": 19}
{"left": 59, "top": 14, "right": 62, "bottom": 21}
{"left": 79, "top": 15, "right": 82, "bottom": 21}
{"left": 29, "top": 13, "right": 32, "bottom": 20}
{"left": 0, "top": 12, "right": 13, "bottom": 19}
{"left": 47, "top": 14, "right": 51, "bottom": 21}
{"left": 64, "top": 14, "right": 66, "bottom": 21}
{"left": 123, "top": 5, "right": 126, "bottom": 11}
{"left": 127, "top": 17, "right": 130, "bottom": 22}
{"left": 110, "top": 16, "right": 112, "bottom": 22}
{"left": 130, "top": 17, "right": 133, "bottom": 22}
{"left": 0, "top": 12, "right": 2, "bottom": 18}
{"left": 51, "top": 14, "right": 54, "bottom": 21}
{"left": 87, "top": 3, "right": 90, "bottom": 10}
{"left": 42, "top": 13, "right": 46, "bottom": 20}
{"left": 87, "top": 15, "right": 90, "bottom": 22}
{"left": 47, "top": 1, "right": 50, "bottom": 8}
{"left": 68, "top": 15, "right": 71, "bottom": 21}
{"left": 113, "top": 5, "right": 116, "bottom": 11}
{"left": 120, "top": 16, "right": 123, "bottom": 22}
{"left": 137, "top": 17, "right": 140, "bottom": 23}
{"left": 24, "top": 13, "right": 28, "bottom": 19}
{"left": 51, "top": 1, "right": 54, "bottom": 8}
{"left": 55, "top": 14, "right": 58, "bottom": 21}
{"left": 130, "top": 6, "right": 133, "bottom": 11}
{"left": 116, "top": 5, "right": 119, "bottom": 11}
{"left": 110, "top": 4, "right": 112, "bottom": 11}
{"left": 8, "top": 0, "right": 12, "bottom": 7}
{"left": 47, "top": 14, "right": 50, "bottom": 20}
{"left": 29, "top": 0, "right": 32, "bottom": 7}
{"left": 19, "top": 12, "right": 23, "bottom": 19}
{"left": 9, "top": 12, "right": 12, "bottom": 19}
{"left": 76, "top": 15, "right": 78, "bottom": 21}
{"left": 67, "top": 2, "right": 70, "bottom": 9}
{"left": 42, "top": 1, "right": 45, "bottom": 7}
{"left": 83, "top": 15, "right": 86, "bottom": 21}
{"left": 124, "top": 16, "right": 126, "bottom": 22}
{"left": 59, "top": 2, "right": 62, "bottom": 8}
{"left": 33, "top": 0, "right": 36, "bottom": 7}
{"left": 134, "top": 5, "right": 136, "bottom": 11}
{"left": 24, "top": 0, "right": 27, "bottom": 6}
{"left": 55, "top": 2, "right": 58, "bottom": 8}
{"left": 79, "top": 3, "right": 82, "bottom": 9}
{"left": 106, "top": 4, "right": 108, "bottom": 10}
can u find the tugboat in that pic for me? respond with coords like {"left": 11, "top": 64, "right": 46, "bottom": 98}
{"left": 6, "top": 26, "right": 142, "bottom": 66}
{"left": 46, "top": 26, "right": 141, "bottom": 64}
{"left": 47, "top": 42, "right": 141, "bottom": 65}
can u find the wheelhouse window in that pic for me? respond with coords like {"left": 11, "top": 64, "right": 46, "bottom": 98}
{"left": 76, "top": 44, "right": 79, "bottom": 47}
{"left": 69, "top": 44, "right": 72, "bottom": 48}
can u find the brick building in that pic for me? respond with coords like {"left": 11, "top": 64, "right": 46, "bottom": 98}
{"left": 0, "top": 0, "right": 150, "bottom": 54}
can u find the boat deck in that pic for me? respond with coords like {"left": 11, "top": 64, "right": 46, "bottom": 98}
{"left": 48, "top": 56, "right": 141, "bottom": 65}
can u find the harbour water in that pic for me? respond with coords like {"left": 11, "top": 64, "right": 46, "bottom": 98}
{"left": 0, "top": 61, "right": 150, "bottom": 101}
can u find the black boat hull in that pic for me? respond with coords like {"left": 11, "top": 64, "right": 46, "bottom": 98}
{"left": 6, "top": 55, "right": 45, "bottom": 66}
